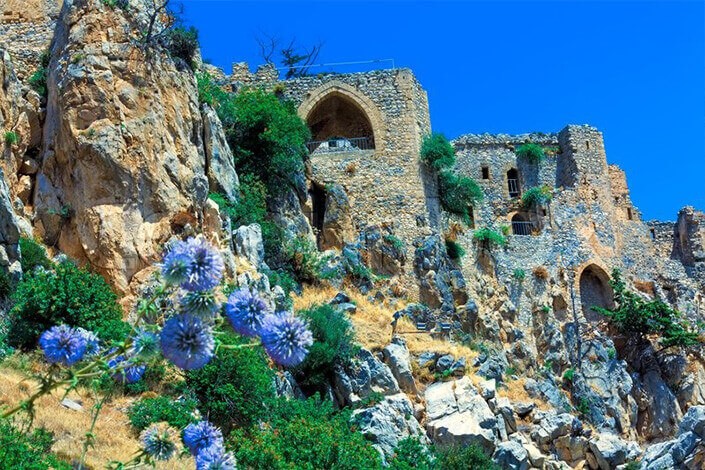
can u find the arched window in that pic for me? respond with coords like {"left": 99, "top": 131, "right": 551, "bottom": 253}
{"left": 578, "top": 264, "right": 614, "bottom": 322}
{"left": 511, "top": 213, "right": 532, "bottom": 235}
{"left": 305, "top": 93, "right": 375, "bottom": 153}
{"left": 507, "top": 168, "right": 520, "bottom": 197}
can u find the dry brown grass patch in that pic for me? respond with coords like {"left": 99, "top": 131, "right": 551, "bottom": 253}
{"left": 0, "top": 366, "right": 192, "bottom": 469}
{"left": 496, "top": 377, "right": 550, "bottom": 411}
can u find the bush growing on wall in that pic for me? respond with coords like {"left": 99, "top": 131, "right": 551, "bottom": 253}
{"left": 516, "top": 143, "right": 546, "bottom": 164}
{"left": 19, "top": 237, "right": 52, "bottom": 273}
{"left": 445, "top": 239, "right": 465, "bottom": 260}
{"left": 438, "top": 171, "right": 483, "bottom": 224}
{"left": 8, "top": 261, "right": 128, "bottom": 350}
{"left": 521, "top": 185, "right": 553, "bottom": 208}
{"left": 420, "top": 133, "right": 455, "bottom": 170}
{"left": 164, "top": 26, "right": 199, "bottom": 68}
{"left": 473, "top": 227, "right": 507, "bottom": 248}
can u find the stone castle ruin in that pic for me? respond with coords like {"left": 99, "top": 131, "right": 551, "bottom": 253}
{"left": 229, "top": 63, "right": 704, "bottom": 328}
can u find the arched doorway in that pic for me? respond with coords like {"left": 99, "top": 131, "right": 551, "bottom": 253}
{"left": 578, "top": 264, "right": 614, "bottom": 322}
{"left": 507, "top": 168, "right": 521, "bottom": 197}
{"left": 305, "top": 92, "right": 375, "bottom": 153}
{"left": 511, "top": 212, "right": 532, "bottom": 235}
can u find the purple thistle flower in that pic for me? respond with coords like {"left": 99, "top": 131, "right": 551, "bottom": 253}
{"left": 39, "top": 325, "right": 88, "bottom": 366}
{"left": 76, "top": 327, "right": 101, "bottom": 356}
{"left": 107, "top": 355, "right": 146, "bottom": 384}
{"left": 140, "top": 423, "right": 178, "bottom": 461}
{"left": 181, "top": 238, "right": 224, "bottom": 292}
{"left": 161, "top": 241, "right": 193, "bottom": 285}
{"left": 260, "top": 313, "right": 313, "bottom": 368}
{"left": 160, "top": 314, "right": 215, "bottom": 370}
{"left": 224, "top": 288, "right": 270, "bottom": 337}
{"left": 195, "top": 444, "right": 236, "bottom": 470}
{"left": 182, "top": 421, "right": 223, "bottom": 456}
{"left": 181, "top": 290, "right": 220, "bottom": 319}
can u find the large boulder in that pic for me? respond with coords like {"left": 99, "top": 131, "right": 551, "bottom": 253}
{"left": 333, "top": 348, "right": 400, "bottom": 407}
{"left": 413, "top": 234, "right": 468, "bottom": 314}
{"left": 233, "top": 223, "right": 264, "bottom": 268}
{"left": 588, "top": 433, "right": 641, "bottom": 470}
{"left": 492, "top": 440, "right": 529, "bottom": 470}
{"left": 34, "top": 0, "right": 219, "bottom": 293}
{"left": 0, "top": 165, "right": 21, "bottom": 272}
{"left": 318, "top": 183, "right": 355, "bottom": 250}
{"left": 352, "top": 393, "right": 427, "bottom": 458}
{"left": 201, "top": 104, "right": 239, "bottom": 202}
{"left": 424, "top": 376, "right": 498, "bottom": 452}
{"left": 382, "top": 336, "right": 418, "bottom": 396}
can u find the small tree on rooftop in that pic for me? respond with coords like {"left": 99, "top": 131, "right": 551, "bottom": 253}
{"left": 420, "top": 133, "right": 455, "bottom": 170}
{"left": 516, "top": 143, "right": 546, "bottom": 164}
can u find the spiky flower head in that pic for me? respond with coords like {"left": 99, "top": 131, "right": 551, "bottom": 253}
{"left": 181, "top": 290, "right": 220, "bottom": 320}
{"left": 107, "top": 354, "right": 146, "bottom": 384}
{"left": 76, "top": 327, "right": 101, "bottom": 356}
{"left": 224, "top": 288, "right": 270, "bottom": 337}
{"left": 130, "top": 329, "right": 160, "bottom": 361}
{"left": 182, "top": 420, "right": 224, "bottom": 456}
{"left": 260, "top": 313, "right": 313, "bottom": 368}
{"left": 181, "top": 237, "right": 224, "bottom": 292}
{"left": 160, "top": 313, "right": 215, "bottom": 370}
{"left": 39, "top": 325, "right": 88, "bottom": 366}
{"left": 195, "top": 444, "right": 236, "bottom": 470}
{"left": 140, "top": 422, "right": 178, "bottom": 461}
{"left": 161, "top": 242, "right": 193, "bottom": 285}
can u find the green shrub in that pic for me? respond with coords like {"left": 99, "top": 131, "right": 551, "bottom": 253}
{"left": 230, "top": 396, "right": 382, "bottom": 470}
{"left": 4, "top": 131, "right": 18, "bottom": 145}
{"left": 0, "top": 268, "right": 11, "bottom": 300}
{"left": 435, "top": 444, "right": 498, "bottom": 470}
{"left": 197, "top": 71, "right": 230, "bottom": 108}
{"left": 164, "top": 26, "right": 199, "bottom": 68}
{"left": 28, "top": 50, "right": 50, "bottom": 97}
{"left": 7, "top": 261, "right": 128, "bottom": 350}
{"left": 563, "top": 368, "right": 575, "bottom": 383}
{"left": 516, "top": 143, "right": 546, "bottom": 164}
{"left": 0, "top": 418, "right": 71, "bottom": 469}
{"left": 295, "top": 304, "right": 358, "bottom": 392}
{"left": 576, "top": 396, "right": 591, "bottom": 416}
{"left": 473, "top": 227, "right": 507, "bottom": 248}
{"left": 384, "top": 234, "right": 405, "bottom": 251}
{"left": 186, "top": 333, "right": 276, "bottom": 433}
{"left": 420, "top": 133, "right": 455, "bottom": 170}
{"left": 445, "top": 239, "right": 465, "bottom": 260}
{"left": 521, "top": 185, "right": 553, "bottom": 208}
{"left": 226, "top": 88, "right": 310, "bottom": 192}
{"left": 513, "top": 268, "right": 526, "bottom": 282}
{"left": 607, "top": 347, "right": 617, "bottom": 360}
{"left": 127, "top": 395, "right": 198, "bottom": 432}
{"left": 389, "top": 437, "right": 433, "bottom": 470}
{"left": 285, "top": 235, "right": 326, "bottom": 283}
{"left": 593, "top": 269, "right": 701, "bottom": 349}
{"left": 19, "top": 237, "right": 52, "bottom": 273}
{"left": 438, "top": 171, "right": 483, "bottom": 224}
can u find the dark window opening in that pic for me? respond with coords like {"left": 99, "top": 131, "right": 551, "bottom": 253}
{"left": 507, "top": 168, "right": 521, "bottom": 198}
{"left": 481, "top": 166, "right": 490, "bottom": 180}
{"left": 541, "top": 208, "right": 547, "bottom": 217}
{"left": 627, "top": 207, "right": 633, "bottom": 220}
{"left": 650, "top": 228, "right": 656, "bottom": 240}
{"left": 468, "top": 206, "right": 475, "bottom": 229}
{"left": 586, "top": 140, "right": 591, "bottom": 150}
{"left": 306, "top": 93, "right": 375, "bottom": 153}
{"left": 309, "top": 183, "right": 327, "bottom": 247}
{"left": 511, "top": 213, "right": 533, "bottom": 235}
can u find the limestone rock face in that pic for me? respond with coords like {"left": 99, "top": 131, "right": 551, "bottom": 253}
{"left": 34, "top": 0, "right": 214, "bottom": 292}
{"left": 201, "top": 104, "right": 239, "bottom": 202}
{"left": 0, "top": 165, "right": 21, "bottom": 273}
{"left": 333, "top": 348, "right": 400, "bottom": 407}
{"left": 382, "top": 336, "right": 418, "bottom": 396}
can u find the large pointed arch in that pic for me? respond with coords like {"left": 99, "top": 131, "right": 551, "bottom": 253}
{"left": 298, "top": 81, "right": 385, "bottom": 153}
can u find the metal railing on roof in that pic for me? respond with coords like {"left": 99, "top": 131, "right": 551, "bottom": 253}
{"left": 307, "top": 136, "right": 374, "bottom": 154}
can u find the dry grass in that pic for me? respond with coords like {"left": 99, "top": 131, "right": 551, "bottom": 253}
{"left": 293, "top": 284, "right": 480, "bottom": 361}
{"left": 0, "top": 366, "right": 192, "bottom": 469}
{"left": 496, "top": 377, "right": 550, "bottom": 411}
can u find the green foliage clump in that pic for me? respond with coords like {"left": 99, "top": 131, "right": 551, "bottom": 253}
{"left": 0, "top": 268, "right": 11, "bottom": 300}
{"left": 473, "top": 227, "right": 507, "bottom": 248}
{"left": 28, "top": 50, "right": 50, "bottom": 97}
{"left": 0, "top": 419, "right": 71, "bottom": 469}
{"left": 389, "top": 437, "right": 433, "bottom": 470}
{"left": 197, "top": 71, "right": 230, "bottom": 108}
{"left": 521, "top": 185, "right": 553, "bottom": 208}
{"left": 562, "top": 368, "right": 575, "bottom": 383}
{"left": 19, "top": 237, "right": 52, "bottom": 273}
{"left": 165, "top": 26, "right": 199, "bottom": 68}
{"left": 4, "top": 131, "right": 18, "bottom": 145}
{"left": 513, "top": 268, "right": 526, "bottom": 282}
{"left": 127, "top": 395, "right": 198, "bottom": 432}
{"left": 226, "top": 88, "right": 310, "bottom": 191}
{"left": 438, "top": 171, "right": 483, "bottom": 224}
{"left": 384, "top": 234, "right": 405, "bottom": 251}
{"left": 516, "top": 143, "right": 546, "bottom": 164}
{"left": 230, "top": 396, "right": 381, "bottom": 470}
{"left": 285, "top": 235, "right": 328, "bottom": 283}
{"left": 445, "top": 239, "right": 465, "bottom": 260}
{"left": 576, "top": 396, "right": 591, "bottom": 416}
{"left": 420, "top": 133, "right": 455, "bottom": 170}
{"left": 7, "top": 261, "right": 128, "bottom": 350}
{"left": 295, "top": 304, "right": 358, "bottom": 391}
{"left": 593, "top": 269, "right": 702, "bottom": 349}
{"left": 435, "top": 444, "right": 498, "bottom": 470}
{"left": 186, "top": 333, "right": 276, "bottom": 433}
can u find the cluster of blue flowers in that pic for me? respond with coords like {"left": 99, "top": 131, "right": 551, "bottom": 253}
{"left": 33, "top": 236, "right": 314, "bottom": 468}
{"left": 184, "top": 420, "right": 235, "bottom": 469}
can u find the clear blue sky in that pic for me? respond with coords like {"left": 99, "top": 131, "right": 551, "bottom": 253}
{"left": 181, "top": 0, "right": 705, "bottom": 221}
